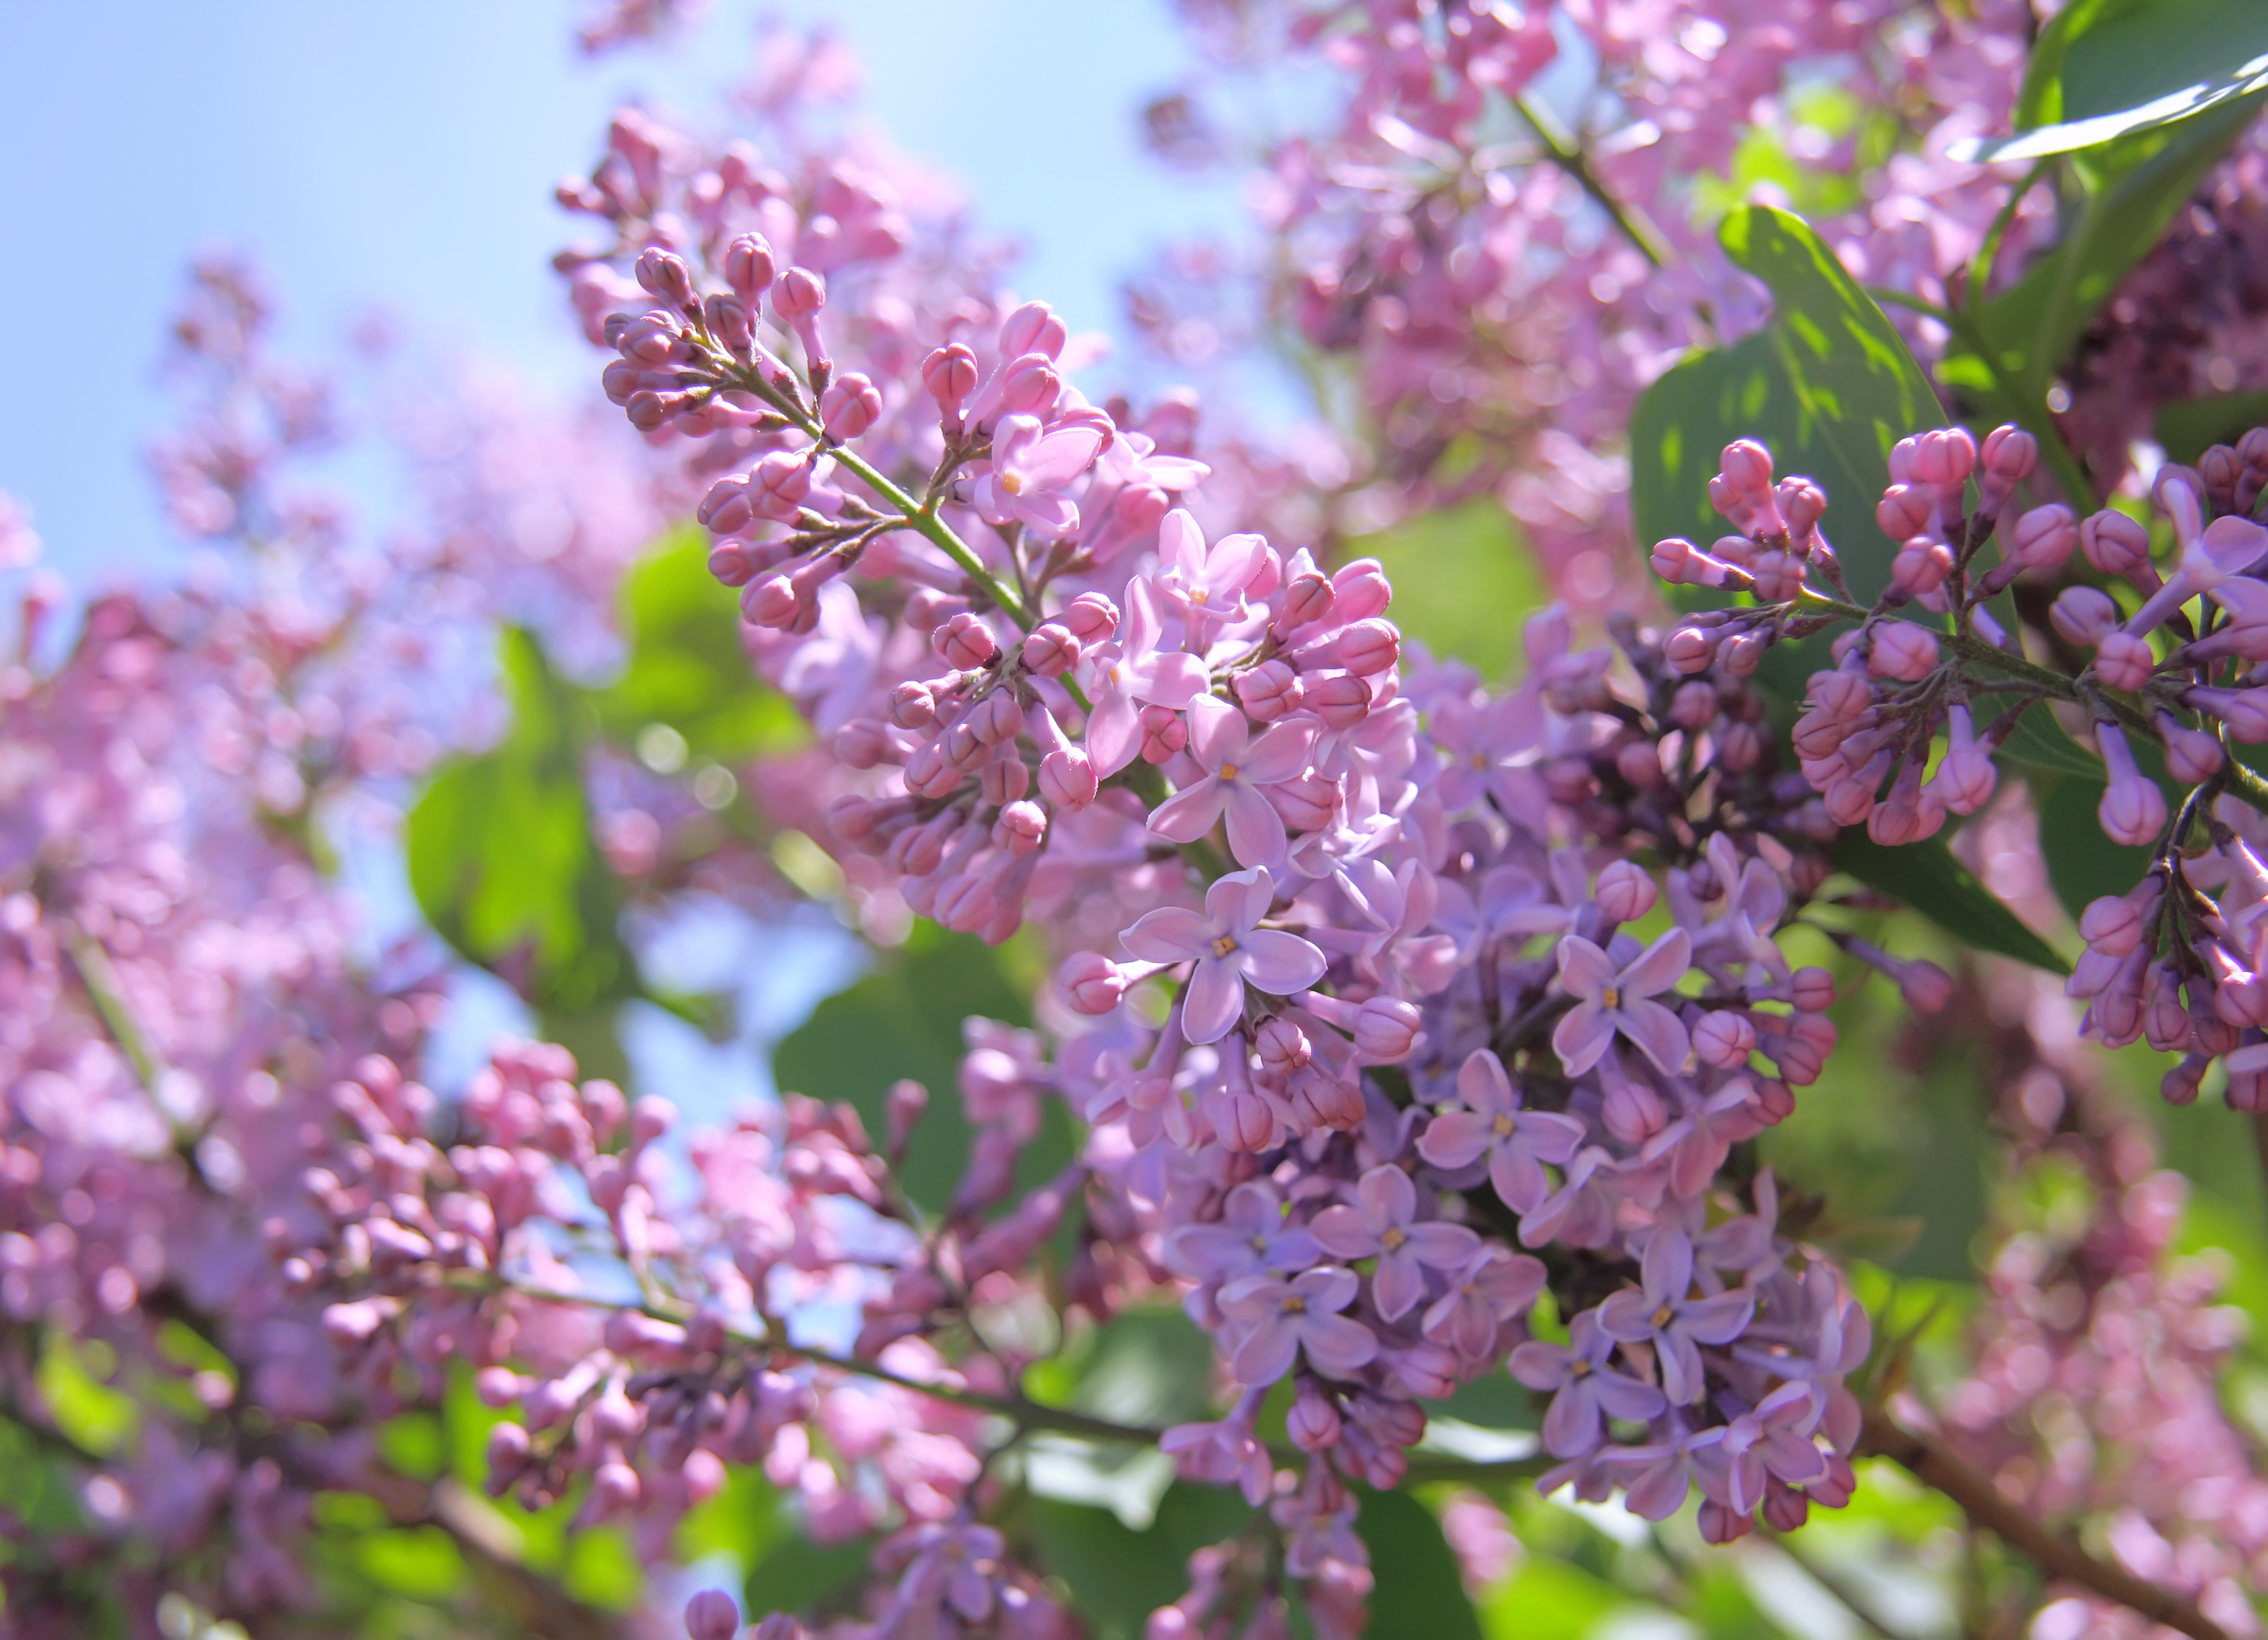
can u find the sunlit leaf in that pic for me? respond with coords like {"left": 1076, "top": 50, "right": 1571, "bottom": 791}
{"left": 357, "top": 1525, "right": 468, "bottom": 1601}
{"left": 1829, "top": 831, "right": 2069, "bottom": 974}
{"left": 1352, "top": 499, "right": 1548, "bottom": 681}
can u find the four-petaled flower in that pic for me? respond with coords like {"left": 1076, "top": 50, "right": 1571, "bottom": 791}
{"left": 1509, "top": 1308, "right": 1667, "bottom": 1457}
{"left": 1156, "top": 508, "right": 1269, "bottom": 631}
{"left": 1689, "top": 1382, "right": 1828, "bottom": 1515}
{"left": 1120, "top": 867, "right": 1326, "bottom": 1044}
{"left": 1218, "top": 1266, "right": 1379, "bottom": 1385}
{"left": 1078, "top": 576, "right": 1208, "bottom": 776}
{"left": 1310, "top": 1164, "right": 1478, "bottom": 1321}
{"left": 1552, "top": 928, "right": 1693, "bottom": 1076}
{"left": 1416, "top": 1048, "right": 1587, "bottom": 1214}
{"left": 1597, "top": 1231, "right": 1754, "bottom": 1405}
{"left": 1149, "top": 694, "right": 1319, "bottom": 868}
{"left": 1421, "top": 1246, "right": 1547, "bottom": 1357}
{"left": 1166, "top": 1179, "right": 1321, "bottom": 1283}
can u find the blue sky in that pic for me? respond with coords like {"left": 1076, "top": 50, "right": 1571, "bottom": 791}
{"left": 0, "top": 0, "right": 1240, "bottom": 585}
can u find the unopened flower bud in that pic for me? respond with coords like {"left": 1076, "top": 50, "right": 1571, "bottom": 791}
{"left": 1790, "top": 968, "right": 1836, "bottom": 1012}
{"left": 1352, "top": 997, "right": 1422, "bottom": 1062}
{"left": 1595, "top": 859, "right": 1657, "bottom": 924}
{"left": 1138, "top": 703, "right": 1188, "bottom": 762}
{"left": 634, "top": 246, "right": 697, "bottom": 311}
{"left": 1060, "top": 591, "right": 1120, "bottom": 642}
{"left": 1278, "top": 570, "right": 1335, "bottom": 628}
{"left": 1876, "top": 483, "right": 1935, "bottom": 542}
{"left": 1693, "top": 1010, "right": 1757, "bottom": 1068}
{"left": 994, "top": 800, "right": 1047, "bottom": 855}
{"left": 2081, "top": 509, "right": 2152, "bottom": 578}
{"left": 1664, "top": 624, "right": 1717, "bottom": 674}
{"left": 1867, "top": 623, "right": 1938, "bottom": 682}
{"left": 1899, "top": 959, "right": 1955, "bottom": 1014}
{"left": 2159, "top": 712, "right": 2224, "bottom": 784}
{"left": 1235, "top": 659, "right": 1304, "bottom": 722}
{"left": 889, "top": 680, "right": 938, "bottom": 729}
{"left": 1021, "top": 623, "right": 1081, "bottom": 677}
{"left": 1307, "top": 673, "right": 1372, "bottom": 727}
{"left": 1288, "top": 1382, "right": 1343, "bottom": 1451}
{"left": 723, "top": 232, "right": 776, "bottom": 300}
{"left": 1040, "top": 747, "right": 1099, "bottom": 809}
{"left": 2005, "top": 504, "right": 2076, "bottom": 573}
{"left": 1256, "top": 1016, "right": 1312, "bottom": 1074}
{"left": 819, "top": 372, "right": 882, "bottom": 440}
{"left": 1330, "top": 618, "right": 1400, "bottom": 676}
{"left": 922, "top": 342, "right": 980, "bottom": 419}
{"left": 703, "top": 292, "right": 754, "bottom": 356}
{"left": 1059, "top": 952, "right": 1128, "bottom": 1015}
{"left": 934, "top": 611, "right": 1001, "bottom": 669}
{"left": 2050, "top": 585, "right": 2120, "bottom": 647}
{"left": 774, "top": 266, "right": 826, "bottom": 324}
{"left": 2093, "top": 630, "right": 2157, "bottom": 692}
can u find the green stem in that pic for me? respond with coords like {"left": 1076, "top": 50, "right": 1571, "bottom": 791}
{"left": 828, "top": 443, "right": 1035, "bottom": 630}
{"left": 1516, "top": 95, "right": 1671, "bottom": 268}
{"left": 58, "top": 923, "right": 169, "bottom": 1100}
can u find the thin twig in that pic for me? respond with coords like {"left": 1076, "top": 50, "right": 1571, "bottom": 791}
{"left": 1515, "top": 95, "right": 1671, "bottom": 268}
{"left": 1857, "top": 1406, "right": 2229, "bottom": 1640}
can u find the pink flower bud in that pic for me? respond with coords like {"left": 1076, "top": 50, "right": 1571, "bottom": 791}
{"left": 723, "top": 233, "right": 776, "bottom": 299}
{"left": 1928, "top": 746, "right": 1996, "bottom": 816}
{"left": 922, "top": 343, "right": 980, "bottom": 418}
{"left": 1268, "top": 771, "right": 1338, "bottom": 831}
{"left": 1000, "top": 299, "right": 1068, "bottom": 360}
{"left": 1693, "top": 1010, "right": 1757, "bottom": 1068}
{"left": 1138, "top": 704, "right": 1188, "bottom": 763}
{"left": 1719, "top": 438, "right": 1774, "bottom": 499}
{"left": 1899, "top": 959, "right": 1955, "bottom": 1013}
{"left": 1664, "top": 625, "right": 1716, "bottom": 674}
{"left": 742, "top": 573, "right": 805, "bottom": 630}
{"left": 1981, "top": 424, "right": 2037, "bottom": 485}
{"left": 1021, "top": 623, "right": 1081, "bottom": 677}
{"left": 1278, "top": 571, "right": 1335, "bottom": 629}
{"left": 1256, "top": 1016, "right": 1312, "bottom": 1074}
{"left": 2159, "top": 713, "right": 2224, "bottom": 784}
{"left": 2187, "top": 686, "right": 2268, "bottom": 741}
{"left": 832, "top": 718, "right": 893, "bottom": 769}
{"left": 1235, "top": 659, "right": 1304, "bottom": 722}
{"left": 1288, "top": 1383, "right": 1343, "bottom": 1451}
{"left": 485, "top": 1421, "right": 532, "bottom": 1484}
{"left": 703, "top": 292, "right": 754, "bottom": 356}
{"left": 1866, "top": 623, "right": 1938, "bottom": 682}
{"left": 2005, "top": 504, "right": 2076, "bottom": 573}
{"left": 969, "top": 690, "right": 1026, "bottom": 747}
{"left": 2050, "top": 585, "right": 2120, "bottom": 647}
{"left": 2093, "top": 631, "right": 2156, "bottom": 692}
{"left": 890, "top": 680, "right": 938, "bottom": 729}
{"left": 1060, "top": 592, "right": 1120, "bottom": 642}
{"left": 1616, "top": 740, "right": 1664, "bottom": 788}
{"left": 1040, "top": 747, "right": 1099, "bottom": 809}
{"left": 635, "top": 246, "right": 697, "bottom": 310}
{"left": 994, "top": 800, "right": 1047, "bottom": 856}
{"left": 1778, "top": 476, "right": 1827, "bottom": 534}
{"left": 773, "top": 266, "right": 825, "bottom": 323}
{"left": 591, "top": 1461, "right": 641, "bottom": 1517}
{"left": 755, "top": 1616, "right": 807, "bottom": 1640}
{"left": 1330, "top": 559, "right": 1392, "bottom": 622}
{"left": 1670, "top": 680, "right": 1719, "bottom": 729}
{"left": 2098, "top": 776, "right": 2167, "bottom": 846}
{"left": 2079, "top": 894, "right": 2147, "bottom": 957}
{"left": 819, "top": 372, "right": 882, "bottom": 440}
{"left": 1288, "top": 1067, "right": 1365, "bottom": 1131}
{"left": 1876, "top": 483, "right": 1935, "bottom": 541}
{"left": 1352, "top": 997, "right": 1422, "bottom": 1062}
{"left": 1790, "top": 968, "right": 1837, "bottom": 1013}
{"left": 1059, "top": 952, "right": 1129, "bottom": 1015}
{"left": 1750, "top": 549, "right": 1806, "bottom": 602}
{"left": 2081, "top": 509, "right": 2152, "bottom": 577}
{"left": 980, "top": 755, "right": 1030, "bottom": 806}
{"left": 1329, "top": 618, "right": 1400, "bottom": 676}
{"left": 1912, "top": 426, "right": 1976, "bottom": 489}
{"left": 1595, "top": 859, "right": 1657, "bottom": 924}
{"left": 934, "top": 611, "right": 1001, "bottom": 669}
{"left": 1308, "top": 673, "right": 1373, "bottom": 727}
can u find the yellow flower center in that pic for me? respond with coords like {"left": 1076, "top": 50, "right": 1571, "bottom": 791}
{"left": 1651, "top": 1303, "right": 1674, "bottom": 1329}
{"left": 1492, "top": 1113, "right": 1516, "bottom": 1138}
{"left": 1282, "top": 1295, "right": 1307, "bottom": 1314}
{"left": 1000, "top": 471, "right": 1025, "bottom": 495}
{"left": 1211, "top": 933, "right": 1240, "bottom": 959}
{"left": 1380, "top": 1226, "right": 1407, "bottom": 1252}
{"left": 1601, "top": 986, "right": 1622, "bottom": 1009}
{"left": 1218, "top": 762, "right": 1239, "bottom": 782}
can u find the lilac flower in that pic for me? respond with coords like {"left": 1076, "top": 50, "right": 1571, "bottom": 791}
{"left": 1310, "top": 1164, "right": 1479, "bottom": 1321}
{"left": 1218, "top": 1267, "right": 1380, "bottom": 1385}
{"left": 1510, "top": 1310, "right": 1667, "bottom": 1457}
{"left": 1552, "top": 928, "right": 1694, "bottom": 1075}
{"left": 1597, "top": 1232, "right": 1755, "bottom": 1405}
{"left": 1119, "top": 866, "right": 1326, "bottom": 1043}
{"left": 1416, "top": 1048, "right": 1586, "bottom": 1214}
{"left": 1156, "top": 508, "right": 1270, "bottom": 630}
{"left": 1421, "top": 1246, "right": 1546, "bottom": 1357}
{"left": 1604, "top": 1425, "right": 1719, "bottom": 1522}
{"left": 891, "top": 1522, "right": 1006, "bottom": 1625}
{"left": 964, "top": 411, "right": 1108, "bottom": 538}
{"left": 1078, "top": 576, "right": 1209, "bottom": 776}
{"left": 1148, "top": 694, "right": 1320, "bottom": 867}
{"left": 1517, "top": 1147, "right": 1626, "bottom": 1250}
{"left": 1690, "top": 1383, "right": 1829, "bottom": 1515}
{"left": 1166, "top": 1179, "right": 1322, "bottom": 1283}
{"left": 1161, "top": 1405, "right": 1273, "bottom": 1505}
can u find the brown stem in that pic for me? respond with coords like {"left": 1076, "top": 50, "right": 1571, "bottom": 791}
{"left": 1857, "top": 1406, "right": 2229, "bottom": 1640}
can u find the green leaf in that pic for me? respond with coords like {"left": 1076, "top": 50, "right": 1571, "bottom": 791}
{"left": 1829, "top": 831, "right": 2070, "bottom": 974}
{"left": 1478, "top": 1555, "right": 1631, "bottom": 1640}
{"left": 1629, "top": 204, "right": 1942, "bottom": 604}
{"left": 676, "top": 1463, "right": 782, "bottom": 1566}
{"left": 2155, "top": 389, "right": 2268, "bottom": 465}
{"left": 37, "top": 1334, "right": 135, "bottom": 1457}
{"left": 1025, "top": 1485, "right": 1255, "bottom": 1640}
{"left": 596, "top": 524, "right": 808, "bottom": 763}
{"left": 1355, "top": 1488, "right": 1483, "bottom": 1640}
{"left": 1350, "top": 499, "right": 1548, "bottom": 681}
{"left": 1995, "top": 700, "right": 2105, "bottom": 779}
{"left": 1951, "top": 0, "right": 2268, "bottom": 163}
{"left": 406, "top": 626, "right": 639, "bottom": 1017}
{"left": 745, "top": 1534, "right": 878, "bottom": 1621}
{"left": 357, "top": 1525, "right": 468, "bottom": 1601}
{"left": 771, "top": 921, "right": 1031, "bottom": 1214}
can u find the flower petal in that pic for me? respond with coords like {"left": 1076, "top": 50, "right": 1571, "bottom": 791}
{"left": 1185, "top": 692, "right": 1248, "bottom": 772}
{"left": 1594, "top": 1372, "right": 1667, "bottom": 1423}
{"left": 1308, "top": 1205, "right": 1379, "bottom": 1262}
{"left": 1181, "top": 957, "right": 1245, "bottom": 1045}
{"left": 1157, "top": 509, "right": 1206, "bottom": 576}
{"left": 1355, "top": 1164, "right": 1415, "bottom": 1231}
{"left": 1657, "top": 1329, "right": 1707, "bottom": 1405}
{"left": 1121, "top": 905, "right": 1214, "bottom": 963}
{"left": 1595, "top": 1289, "right": 1657, "bottom": 1344}
{"left": 1235, "top": 929, "right": 1327, "bottom": 995}
{"left": 1290, "top": 1266, "right": 1360, "bottom": 1312}
{"left": 1297, "top": 1312, "right": 1379, "bottom": 1377}
{"left": 1555, "top": 935, "right": 1617, "bottom": 1000}
{"left": 1238, "top": 718, "right": 1319, "bottom": 785}
{"left": 1488, "top": 1142, "right": 1550, "bottom": 1216}
{"left": 1221, "top": 783, "right": 1288, "bottom": 869}
{"left": 1678, "top": 1290, "right": 1756, "bottom": 1346}
{"left": 1148, "top": 778, "right": 1227, "bottom": 844}
{"left": 1540, "top": 1380, "right": 1604, "bottom": 1458}
{"left": 1371, "top": 1248, "right": 1422, "bottom": 1322}
{"left": 1404, "top": 1222, "right": 1479, "bottom": 1270}
{"left": 1619, "top": 926, "right": 1693, "bottom": 998}
{"left": 1455, "top": 1048, "right": 1515, "bottom": 1116}
{"left": 1519, "top": 1109, "right": 1588, "bottom": 1165}
{"left": 1550, "top": 1000, "right": 1616, "bottom": 1076}
{"left": 1641, "top": 1231, "right": 1695, "bottom": 1308}
{"left": 1231, "top": 1319, "right": 1299, "bottom": 1386}
{"left": 1415, "top": 1110, "right": 1491, "bottom": 1171}
{"left": 1206, "top": 866, "right": 1276, "bottom": 935}
{"left": 1084, "top": 690, "right": 1140, "bottom": 776}
{"left": 1616, "top": 998, "right": 1692, "bottom": 1075}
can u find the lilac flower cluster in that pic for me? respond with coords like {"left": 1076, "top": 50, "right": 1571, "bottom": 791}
{"left": 1656, "top": 422, "right": 2268, "bottom": 1113}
